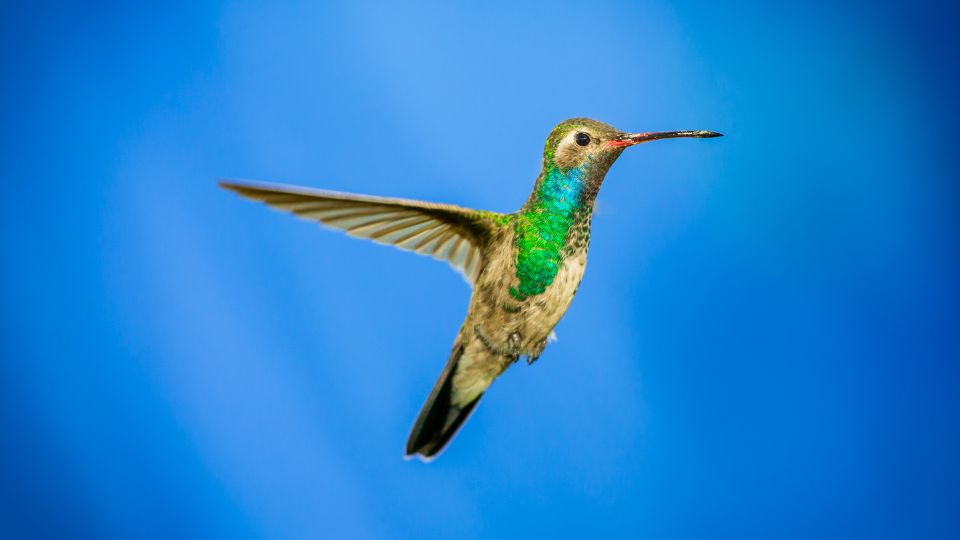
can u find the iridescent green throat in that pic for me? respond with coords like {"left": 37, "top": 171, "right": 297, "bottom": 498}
{"left": 510, "top": 162, "right": 589, "bottom": 301}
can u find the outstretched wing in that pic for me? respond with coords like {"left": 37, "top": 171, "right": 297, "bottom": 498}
{"left": 220, "top": 181, "right": 507, "bottom": 284}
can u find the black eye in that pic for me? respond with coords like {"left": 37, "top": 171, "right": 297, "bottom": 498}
{"left": 575, "top": 132, "right": 591, "bottom": 146}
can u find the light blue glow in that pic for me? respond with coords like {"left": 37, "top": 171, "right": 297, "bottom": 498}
{"left": 2, "top": 1, "right": 958, "bottom": 539}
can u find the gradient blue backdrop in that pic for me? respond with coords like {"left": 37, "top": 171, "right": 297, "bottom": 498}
{"left": 3, "top": 1, "right": 959, "bottom": 538}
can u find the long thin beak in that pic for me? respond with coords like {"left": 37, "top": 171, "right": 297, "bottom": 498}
{"left": 607, "top": 130, "right": 723, "bottom": 148}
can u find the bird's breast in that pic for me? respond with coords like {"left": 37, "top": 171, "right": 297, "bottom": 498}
{"left": 468, "top": 232, "right": 588, "bottom": 357}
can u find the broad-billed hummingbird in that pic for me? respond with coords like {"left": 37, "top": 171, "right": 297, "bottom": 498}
{"left": 221, "top": 118, "right": 721, "bottom": 461}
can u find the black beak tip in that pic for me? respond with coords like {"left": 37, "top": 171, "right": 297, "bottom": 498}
{"left": 700, "top": 130, "right": 723, "bottom": 138}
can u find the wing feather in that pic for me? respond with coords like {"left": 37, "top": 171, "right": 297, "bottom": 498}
{"left": 220, "top": 181, "right": 509, "bottom": 285}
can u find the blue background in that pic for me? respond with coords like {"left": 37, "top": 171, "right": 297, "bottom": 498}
{"left": 3, "top": 1, "right": 959, "bottom": 538}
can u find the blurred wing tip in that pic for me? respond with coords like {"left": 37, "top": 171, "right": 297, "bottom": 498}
{"left": 218, "top": 179, "right": 264, "bottom": 199}
{"left": 219, "top": 178, "right": 254, "bottom": 190}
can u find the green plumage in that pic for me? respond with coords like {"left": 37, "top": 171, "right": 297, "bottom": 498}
{"left": 511, "top": 162, "right": 589, "bottom": 301}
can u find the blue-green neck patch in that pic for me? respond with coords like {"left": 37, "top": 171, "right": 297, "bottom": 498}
{"left": 511, "top": 163, "right": 588, "bottom": 301}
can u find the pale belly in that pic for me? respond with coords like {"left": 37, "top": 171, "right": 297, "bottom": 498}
{"left": 517, "top": 254, "right": 586, "bottom": 344}
{"left": 451, "top": 241, "right": 588, "bottom": 405}
{"left": 468, "top": 246, "right": 588, "bottom": 358}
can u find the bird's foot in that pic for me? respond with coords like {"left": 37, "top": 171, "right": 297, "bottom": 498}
{"left": 507, "top": 332, "right": 521, "bottom": 352}
{"left": 525, "top": 338, "right": 548, "bottom": 365}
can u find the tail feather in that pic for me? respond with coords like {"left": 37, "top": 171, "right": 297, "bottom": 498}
{"left": 406, "top": 343, "right": 484, "bottom": 460}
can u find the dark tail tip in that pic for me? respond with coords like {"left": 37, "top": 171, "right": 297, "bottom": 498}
{"left": 406, "top": 396, "right": 481, "bottom": 461}
{"left": 405, "top": 345, "right": 482, "bottom": 461}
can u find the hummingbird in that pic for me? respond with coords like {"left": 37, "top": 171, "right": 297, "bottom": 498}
{"left": 221, "top": 118, "right": 721, "bottom": 461}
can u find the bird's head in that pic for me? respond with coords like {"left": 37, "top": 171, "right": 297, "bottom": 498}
{"left": 540, "top": 117, "right": 722, "bottom": 189}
